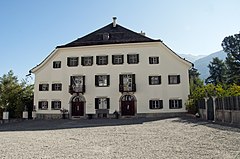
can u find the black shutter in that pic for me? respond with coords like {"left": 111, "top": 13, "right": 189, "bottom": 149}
{"left": 39, "top": 84, "right": 42, "bottom": 91}
{"left": 107, "top": 98, "right": 110, "bottom": 109}
{"left": 67, "top": 57, "right": 70, "bottom": 66}
{"left": 168, "top": 76, "right": 171, "bottom": 84}
{"left": 169, "top": 100, "right": 172, "bottom": 109}
{"left": 159, "top": 76, "right": 161, "bottom": 84}
{"left": 76, "top": 57, "right": 79, "bottom": 66}
{"left": 95, "top": 75, "right": 98, "bottom": 86}
{"left": 132, "top": 74, "right": 136, "bottom": 84}
{"left": 149, "top": 100, "right": 152, "bottom": 109}
{"left": 60, "top": 84, "right": 62, "bottom": 91}
{"left": 179, "top": 100, "right": 182, "bottom": 108}
{"left": 90, "top": 56, "right": 93, "bottom": 65}
{"left": 157, "top": 57, "right": 159, "bottom": 64}
{"left": 136, "top": 54, "right": 139, "bottom": 63}
{"left": 177, "top": 75, "right": 180, "bottom": 84}
{"left": 81, "top": 57, "right": 84, "bottom": 66}
{"left": 132, "top": 74, "right": 136, "bottom": 92}
{"left": 149, "top": 76, "right": 152, "bottom": 85}
{"left": 83, "top": 76, "right": 86, "bottom": 92}
{"left": 121, "top": 55, "right": 124, "bottom": 64}
{"left": 95, "top": 98, "right": 99, "bottom": 109}
{"left": 51, "top": 101, "right": 54, "bottom": 109}
{"left": 119, "top": 74, "right": 123, "bottom": 92}
{"left": 106, "top": 56, "right": 108, "bottom": 65}
{"left": 38, "top": 102, "right": 42, "bottom": 109}
{"left": 52, "top": 84, "right": 54, "bottom": 91}
{"left": 149, "top": 57, "right": 151, "bottom": 64}
{"left": 160, "top": 100, "right": 163, "bottom": 109}
{"left": 127, "top": 54, "right": 130, "bottom": 64}
{"left": 112, "top": 55, "right": 115, "bottom": 64}
{"left": 107, "top": 75, "right": 110, "bottom": 86}
{"left": 96, "top": 56, "right": 99, "bottom": 65}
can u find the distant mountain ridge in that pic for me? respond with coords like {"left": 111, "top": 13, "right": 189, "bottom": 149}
{"left": 179, "top": 50, "right": 227, "bottom": 80}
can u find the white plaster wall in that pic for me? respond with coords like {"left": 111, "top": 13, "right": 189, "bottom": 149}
{"left": 33, "top": 42, "right": 191, "bottom": 115}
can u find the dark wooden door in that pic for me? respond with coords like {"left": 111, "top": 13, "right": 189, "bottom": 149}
{"left": 121, "top": 100, "right": 135, "bottom": 116}
{"left": 207, "top": 98, "right": 214, "bottom": 120}
{"left": 72, "top": 101, "right": 84, "bottom": 116}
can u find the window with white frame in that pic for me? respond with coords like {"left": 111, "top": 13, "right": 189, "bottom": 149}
{"left": 168, "top": 75, "right": 180, "bottom": 84}
{"left": 52, "top": 83, "right": 62, "bottom": 91}
{"left": 96, "top": 56, "right": 108, "bottom": 65}
{"left": 51, "top": 101, "right": 61, "bottom": 110}
{"left": 149, "top": 100, "right": 163, "bottom": 109}
{"left": 169, "top": 99, "right": 182, "bottom": 109}
{"left": 67, "top": 57, "right": 79, "bottom": 67}
{"left": 38, "top": 101, "right": 48, "bottom": 110}
{"left": 39, "top": 84, "right": 49, "bottom": 91}
{"left": 95, "top": 75, "right": 110, "bottom": 87}
{"left": 81, "top": 56, "right": 93, "bottom": 66}
{"left": 127, "top": 54, "right": 139, "bottom": 64}
{"left": 149, "top": 76, "right": 161, "bottom": 85}
{"left": 112, "top": 55, "right": 124, "bottom": 64}
{"left": 95, "top": 98, "right": 110, "bottom": 109}
{"left": 149, "top": 57, "right": 159, "bottom": 64}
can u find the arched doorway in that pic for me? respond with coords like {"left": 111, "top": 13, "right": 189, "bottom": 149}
{"left": 120, "top": 94, "right": 136, "bottom": 116}
{"left": 71, "top": 95, "right": 85, "bottom": 117}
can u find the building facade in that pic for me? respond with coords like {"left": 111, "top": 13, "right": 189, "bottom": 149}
{"left": 30, "top": 18, "right": 192, "bottom": 119}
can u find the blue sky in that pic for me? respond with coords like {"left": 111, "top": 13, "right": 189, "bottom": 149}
{"left": 0, "top": 0, "right": 240, "bottom": 80}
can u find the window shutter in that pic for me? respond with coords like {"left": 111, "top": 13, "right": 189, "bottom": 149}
{"left": 127, "top": 54, "right": 130, "bottom": 64}
{"left": 90, "top": 56, "right": 93, "bottom": 65}
{"left": 67, "top": 57, "right": 71, "bottom": 66}
{"left": 52, "top": 84, "right": 54, "bottom": 91}
{"left": 136, "top": 54, "right": 139, "bottom": 63}
{"left": 149, "top": 76, "right": 152, "bottom": 85}
{"left": 177, "top": 75, "right": 180, "bottom": 84}
{"left": 179, "top": 100, "right": 182, "bottom": 108}
{"left": 39, "top": 85, "right": 42, "bottom": 91}
{"left": 160, "top": 100, "right": 163, "bottom": 109}
{"left": 121, "top": 55, "right": 124, "bottom": 64}
{"left": 95, "top": 75, "right": 98, "bottom": 86}
{"left": 38, "top": 102, "right": 42, "bottom": 109}
{"left": 149, "top": 100, "right": 152, "bottom": 109}
{"left": 132, "top": 74, "right": 136, "bottom": 84}
{"left": 107, "top": 75, "right": 110, "bottom": 86}
{"left": 51, "top": 101, "right": 54, "bottom": 109}
{"left": 119, "top": 74, "right": 123, "bottom": 92}
{"left": 81, "top": 57, "right": 84, "bottom": 66}
{"left": 106, "top": 98, "right": 110, "bottom": 109}
{"left": 157, "top": 57, "right": 159, "bottom": 64}
{"left": 95, "top": 98, "right": 99, "bottom": 109}
{"left": 159, "top": 76, "right": 161, "bottom": 84}
{"left": 106, "top": 56, "right": 108, "bottom": 65}
{"left": 169, "top": 100, "right": 172, "bottom": 109}
{"left": 168, "top": 76, "right": 171, "bottom": 84}
{"left": 112, "top": 55, "right": 115, "bottom": 64}
{"left": 96, "top": 56, "right": 99, "bottom": 65}
{"left": 149, "top": 57, "right": 151, "bottom": 64}
{"left": 83, "top": 76, "right": 85, "bottom": 85}
{"left": 59, "top": 84, "right": 62, "bottom": 91}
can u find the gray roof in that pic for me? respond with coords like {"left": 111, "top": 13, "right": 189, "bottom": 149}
{"left": 57, "top": 23, "right": 161, "bottom": 48}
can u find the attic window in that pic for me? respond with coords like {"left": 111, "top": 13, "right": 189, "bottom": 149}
{"left": 103, "top": 33, "right": 109, "bottom": 40}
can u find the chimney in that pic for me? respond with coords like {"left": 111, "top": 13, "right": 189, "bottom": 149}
{"left": 113, "top": 17, "right": 117, "bottom": 27}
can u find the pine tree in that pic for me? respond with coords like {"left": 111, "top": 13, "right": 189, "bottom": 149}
{"left": 205, "top": 57, "right": 227, "bottom": 85}
{"left": 222, "top": 33, "right": 240, "bottom": 85}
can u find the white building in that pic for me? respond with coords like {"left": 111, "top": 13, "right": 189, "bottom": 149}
{"left": 30, "top": 18, "right": 192, "bottom": 119}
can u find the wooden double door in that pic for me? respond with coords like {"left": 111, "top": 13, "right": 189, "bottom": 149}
{"left": 121, "top": 95, "right": 135, "bottom": 116}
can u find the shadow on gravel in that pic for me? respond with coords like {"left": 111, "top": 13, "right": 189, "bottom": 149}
{"left": 0, "top": 117, "right": 170, "bottom": 132}
{"left": 171, "top": 116, "right": 240, "bottom": 133}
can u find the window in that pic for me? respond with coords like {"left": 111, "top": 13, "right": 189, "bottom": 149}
{"left": 127, "top": 54, "right": 139, "bottom": 64}
{"left": 95, "top": 75, "right": 110, "bottom": 87}
{"left": 149, "top": 100, "right": 163, "bottom": 109}
{"left": 168, "top": 75, "right": 180, "bottom": 84}
{"left": 39, "top": 84, "right": 49, "bottom": 91}
{"left": 38, "top": 101, "right": 48, "bottom": 110}
{"left": 67, "top": 57, "right": 79, "bottom": 67}
{"left": 149, "top": 57, "right": 159, "bottom": 64}
{"left": 112, "top": 55, "right": 124, "bottom": 65}
{"left": 81, "top": 56, "right": 93, "bottom": 66}
{"left": 169, "top": 99, "right": 182, "bottom": 109}
{"left": 53, "top": 61, "right": 61, "bottom": 68}
{"left": 52, "top": 83, "right": 62, "bottom": 91}
{"left": 51, "top": 101, "right": 61, "bottom": 110}
{"left": 96, "top": 56, "right": 108, "bottom": 65}
{"left": 119, "top": 74, "right": 136, "bottom": 92}
{"left": 95, "top": 98, "right": 110, "bottom": 109}
{"left": 149, "top": 76, "right": 161, "bottom": 85}
{"left": 70, "top": 76, "right": 85, "bottom": 93}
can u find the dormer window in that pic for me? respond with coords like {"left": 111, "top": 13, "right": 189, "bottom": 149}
{"left": 103, "top": 33, "right": 109, "bottom": 40}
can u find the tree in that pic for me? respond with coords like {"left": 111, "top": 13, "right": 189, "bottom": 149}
{"left": 205, "top": 57, "right": 227, "bottom": 85}
{"left": 222, "top": 33, "right": 240, "bottom": 85}
{"left": 0, "top": 70, "right": 33, "bottom": 118}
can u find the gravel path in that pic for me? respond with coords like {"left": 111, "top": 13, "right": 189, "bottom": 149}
{"left": 0, "top": 117, "right": 239, "bottom": 159}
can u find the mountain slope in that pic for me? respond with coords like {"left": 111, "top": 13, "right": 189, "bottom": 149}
{"left": 179, "top": 54, "right": 205, "bottom": 63}
{"left": 194, "top": 50, "right": 227, "bottom": 80}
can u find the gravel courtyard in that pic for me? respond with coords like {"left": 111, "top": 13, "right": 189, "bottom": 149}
{"left": 0, "top": 117, "right": 239, "bottom": 159}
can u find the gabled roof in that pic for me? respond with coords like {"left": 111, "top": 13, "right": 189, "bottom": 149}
{"left": 57, "top": 22, "right": 161, "bottom": 48}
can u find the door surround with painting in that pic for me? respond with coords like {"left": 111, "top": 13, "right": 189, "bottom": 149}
{"left": 69, "top": 94, "right": 85, "bottom": 118}
{"left": 120, "top": 93, "right": 137, "bottom": 116}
